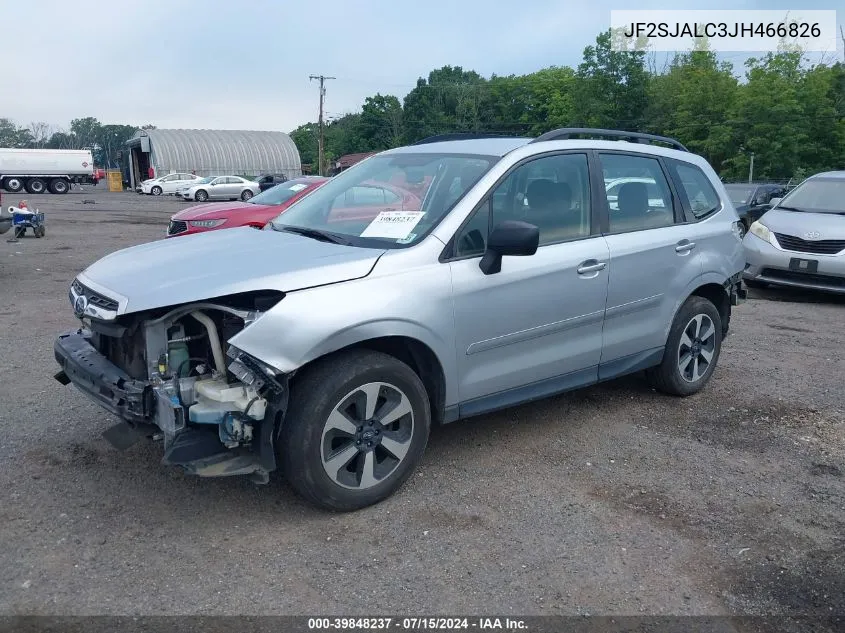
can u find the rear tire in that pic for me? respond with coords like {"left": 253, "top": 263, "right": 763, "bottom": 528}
{"left": 34, "top": 226, "right": 44, "bottom": 238}
{"left": 281, "top": 349, "right": 431, "bottom": 511}
{"left": 241, "top": 189, "right": 254, "bottom": 201}
{"left": 25, "top": 178, "right": 46, "bottom": 194}
{"left": 48, "top": 178, "right": 69, "bottom": 194}
{"left": 3, "top": 177, "right": 24, "bottom": 193}
{"left": 647, "top": 295, "right": 722, "bottom": 397}
{"left": 195, "top": 190, "right": 208, "bottom": 202}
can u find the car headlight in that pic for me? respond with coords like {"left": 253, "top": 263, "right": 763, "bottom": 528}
{"left": 749, "top": 220, "right": 777, "bottom": 246}
{"left": 189, "top": 219, "right": 226, "bottom": 228}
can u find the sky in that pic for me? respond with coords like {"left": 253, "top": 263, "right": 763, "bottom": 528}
{"left": 2, "top": 0, "right": 842, "bottom": 133}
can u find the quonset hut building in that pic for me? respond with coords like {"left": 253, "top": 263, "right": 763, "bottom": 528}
{"left": 125, "top": 128, "right": 302, "bottom": 189}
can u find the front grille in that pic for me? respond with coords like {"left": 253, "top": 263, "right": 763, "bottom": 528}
{"left": 72, "top": 279, "right": 119, "bottom": 311}
{"left": 760, "top": 268, "right": 845, "bottom": 289}
{"left": 774, "top": 233, "right": 845, "bottom": 255}
{"left": 168, "top": 220, "right": 188, "bottom": 235}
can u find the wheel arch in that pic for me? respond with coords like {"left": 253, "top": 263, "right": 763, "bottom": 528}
{"left": 292, "top": 333, "right": 448, "bottom": 427}
{"left": 665, "top": 274, "right": 732, "bottom": 342}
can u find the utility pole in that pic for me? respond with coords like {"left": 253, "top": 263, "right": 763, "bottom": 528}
{"left": 840, "top": 26, "right": 845, "bottom": 63}
{"left": 748, "top": 152, "right": 755, "bottom": 183}
{"left": 309, "top": 74, "right": 335, "bottom": 175}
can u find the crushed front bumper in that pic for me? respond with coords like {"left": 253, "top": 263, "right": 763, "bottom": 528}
{"left": 54, "top": 329, "right": 152, "bottom": 424}
{"left": 53, "top": 328, "right": 280, "bottom": 481}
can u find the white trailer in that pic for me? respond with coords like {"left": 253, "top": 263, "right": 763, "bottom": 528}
{"left": 0, "top": 148, "right": 96, "bottom": 194}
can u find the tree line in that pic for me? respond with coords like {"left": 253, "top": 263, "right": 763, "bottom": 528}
{"left": 0, "top": 117, "right": 156, "bottom": 169}
{"left": 290, "top": 31, "right": 845, "bottom": 183}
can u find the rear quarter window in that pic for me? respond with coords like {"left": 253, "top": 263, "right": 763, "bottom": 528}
{"left": 669, "top": 161, "right": 721, "bottom": 220}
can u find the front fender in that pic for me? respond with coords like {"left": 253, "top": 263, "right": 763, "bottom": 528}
{"left": 228, "top": 262, "right": 460, "bottom": 405}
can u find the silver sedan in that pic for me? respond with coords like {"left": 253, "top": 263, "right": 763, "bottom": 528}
{"left": 178, "top": 176, "right": 260, "bottom": 202}
{"left": 743, "top": 171, "right": 845, "bottom": 294}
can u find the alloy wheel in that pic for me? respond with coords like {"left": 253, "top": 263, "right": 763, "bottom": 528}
{"left": 320, "top": 382, "right": 415, "bottom": 490}
{"left": 677, "top": 314, "right": 716, "bottom": 383}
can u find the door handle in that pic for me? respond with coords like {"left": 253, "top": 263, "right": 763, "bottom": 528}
{"left": 577, "top": 261, "right": 607, "bottom": 274}
{"left": 675, "top": 240, "right": 696, "bottom": 253}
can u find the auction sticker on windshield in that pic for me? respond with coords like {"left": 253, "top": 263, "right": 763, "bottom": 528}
{"left": 289, "top": 184, "right": 308, "bottom": 192}
{"left": 360, "top": 211, "right": 424, "bottom": 239}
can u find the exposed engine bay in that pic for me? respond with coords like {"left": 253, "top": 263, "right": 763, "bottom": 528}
{"left": 54, "top": 287, "right": 289, "bottom": 483}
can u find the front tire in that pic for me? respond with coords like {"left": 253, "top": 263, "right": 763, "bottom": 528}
{"left": 195, "top": 189, "right": 208, "bottom": 202}
{"left": 281, "top": 350, "right": 431, "bottom": 511}
{"left": 25, "top": 178, "right": 46, "bottom": 194}
{"left": 647, "top": 296, "right": 722, "bottom": 397}
{"left": 3, "top": 177, "right": 24, "bottom": 193}
{"left": 151, "top": 185, "right": 162, "bottom": 196}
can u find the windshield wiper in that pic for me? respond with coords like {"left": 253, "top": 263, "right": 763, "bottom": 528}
{"left": 276, "top": 225, "right": 352, "bottom": 245}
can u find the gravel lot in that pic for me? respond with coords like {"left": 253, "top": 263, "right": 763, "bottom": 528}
{"left": 0, "top": 187, "right": 842, "bottom": 621}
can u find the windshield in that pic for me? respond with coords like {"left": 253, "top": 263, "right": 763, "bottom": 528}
{"left": 193, "top": 177, "right": 213, "bottom": 184}
{"left": 249, "top": 181, "right": 317, "bottom": 206}
{"left": 270, "top": 153, "right": 496, "bottom": 248}
{"left": 724, "top": 185, "right": 754, "bottom": 205}
{"left": 777, "top": 178, "right": 845, "bottom": 214}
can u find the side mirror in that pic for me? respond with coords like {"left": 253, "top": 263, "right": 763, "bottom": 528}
{"left": 767, "top": 197, "right": 782, "bottom": 208}
{"left": 479, "top": 220, "right": 539, "bottom": 275}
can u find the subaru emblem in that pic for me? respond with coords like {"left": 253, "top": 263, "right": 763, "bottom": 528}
{"left": 73, "top": 294, "right": 88, "bottom": 317}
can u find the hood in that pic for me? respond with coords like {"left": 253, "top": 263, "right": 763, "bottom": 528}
{"left": 79, "top": 227, "right": 386, "bottom": 315}
{"left": 759, "top": 208, "right": 845, "bottom": 240}
{"left": 172, "top": 201, "right": 273, "bottom": 220}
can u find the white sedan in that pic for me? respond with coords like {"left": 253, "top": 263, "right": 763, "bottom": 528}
{"left": 178, "top": 176, "right": 260, "bottom": 202}
{"left": 139, "top": 173, "right": 203, "bottom": 196}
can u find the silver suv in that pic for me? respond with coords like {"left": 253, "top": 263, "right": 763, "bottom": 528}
{"left": 54, "top": 128, "right": 746, "bottom": 510}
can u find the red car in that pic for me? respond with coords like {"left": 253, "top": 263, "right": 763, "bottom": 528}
{"left": 166, "top": 176, "right": 329, "bottom": 238}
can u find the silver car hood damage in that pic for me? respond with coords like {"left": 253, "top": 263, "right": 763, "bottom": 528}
{"left": 79, "top": 227, "right": 386, "bottom": 315}
{"left": 761, "top": 208, "right": 845, "bottom": 239}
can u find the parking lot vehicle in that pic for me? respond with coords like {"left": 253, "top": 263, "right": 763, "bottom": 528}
{"left": 257, "top": 174, "right": 289, "bottom": 192}
{"left": 166, "top": 176, "right": 328, "bottom": 237}
{"left": 178, "top": 175, "right": 260, "bottom": 202}
{"left": 743, "top": 171, "right": 845, "bottom": 293}
{"left": 53, "top": 128, "right": 745, "bottom": 511}
{"left": 139, "top": 173, "right": 203, "bottom": 196}
{"left": 0, "top": 148, "right": 95, "bottom": 194}
{"left": 724, "top": 182, "right": 787, "bottom": 236}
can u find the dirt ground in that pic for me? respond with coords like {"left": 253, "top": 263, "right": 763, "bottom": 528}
{"left": 0, "top": 187, "right": 842, "bottom": 623}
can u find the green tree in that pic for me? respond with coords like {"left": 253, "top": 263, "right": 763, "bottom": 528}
{"left": 289, "top": 123, "right": 318, "bottom": 169}
{"left": 573, "top": 30, "right": 649, "bottom": 129}
{"left": 646, "top": 49, "right": 738, "bottom": 171}
{"left": 0, "top": 118, "right": 33, "bottom": 147}
{"left": 69, "top": 117, "right": 102, "bottom": 149}
{"left": 722, "top": 52, "right": 807, "bottom": 181}
{"left": 357, "top": 94, "right": 404, "bottom": 150}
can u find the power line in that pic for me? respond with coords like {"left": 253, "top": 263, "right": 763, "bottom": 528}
{"left": 309, "top": 74, "right": 335, "bottom": 175}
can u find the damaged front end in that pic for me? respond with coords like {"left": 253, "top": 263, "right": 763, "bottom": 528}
{"left": 54, "top": 282, "right": 288, "bottom": 484}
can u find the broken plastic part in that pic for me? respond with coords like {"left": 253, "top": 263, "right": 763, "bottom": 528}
{"left": 188, "top": 377, "right": 267, "bottom": 424}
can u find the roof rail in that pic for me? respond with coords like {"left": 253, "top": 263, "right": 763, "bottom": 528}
{"left": 530, "top": 128, "right": 689, "bottom": 152}
{"left": 411, "top": 132, "right": 526, "bottom": 145}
